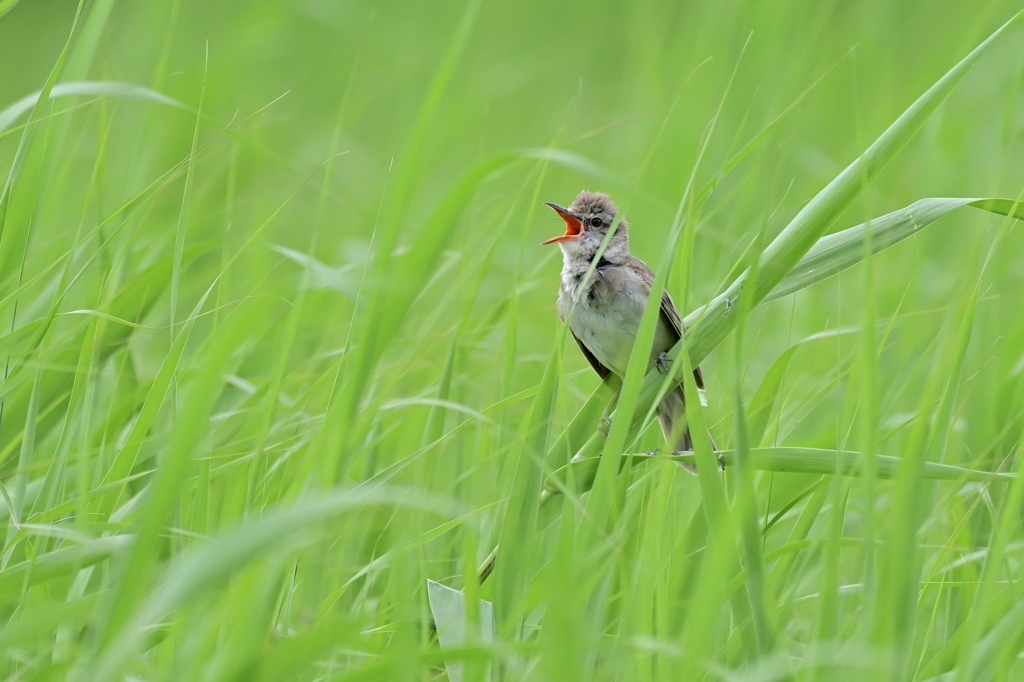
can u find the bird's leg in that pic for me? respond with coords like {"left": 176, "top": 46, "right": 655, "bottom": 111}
{"left": 655, "top": 351, "right": 671, "bottom": 375}
{"left": 598, "top": 388, "right": 621, "bottom": 438}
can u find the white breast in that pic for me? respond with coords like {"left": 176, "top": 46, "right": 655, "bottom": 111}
{"left": 559, "top": 266, "right": 675, "bottom": 377}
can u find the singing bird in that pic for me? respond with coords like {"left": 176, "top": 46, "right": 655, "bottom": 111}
{"left": 543, "top": 191, "right": 713, "bottom": 461}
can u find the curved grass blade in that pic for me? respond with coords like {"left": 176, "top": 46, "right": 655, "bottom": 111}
{"left": 0, "top": 536, "right": 131, "bottom": 598}
{"left": 766, "top": 198, "right": 1024, "bottom": 303}
{"left": 0, "top": 81, "right": 185, "bottom": 138}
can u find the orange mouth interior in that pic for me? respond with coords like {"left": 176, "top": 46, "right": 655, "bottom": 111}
{"left": 542, "top": 202, "right": 583, "bottom": 244}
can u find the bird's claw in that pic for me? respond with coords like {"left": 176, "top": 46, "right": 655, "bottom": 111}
{"left": 655, "top": 352, "right": 671, "bottom": 375}
{"left": 717, "top": 453, "right": 726, "bottom": 471}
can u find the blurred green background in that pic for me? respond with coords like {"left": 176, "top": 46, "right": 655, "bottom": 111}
{"left": 1, "top": 0, "right": 1023, "bottom": 679}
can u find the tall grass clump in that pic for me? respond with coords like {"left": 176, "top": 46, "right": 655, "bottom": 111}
{"left": 1, "top": 1, "right": 1023, "bottom": 680}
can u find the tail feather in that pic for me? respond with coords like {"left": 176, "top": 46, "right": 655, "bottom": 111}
{"left": 657, "top": 385, "right": 715, "bottom": 473}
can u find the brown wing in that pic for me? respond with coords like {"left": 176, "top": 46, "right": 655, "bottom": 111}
{"left": 659, "top": 288, "right": 705, "bottom": 389}
{"left": 571, "top": 331, "right": 611, "bottom": 379}
{"left": 634, "top": 258, "right": 705, "bottom": 389}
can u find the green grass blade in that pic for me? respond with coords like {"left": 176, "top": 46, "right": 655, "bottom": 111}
{"left": 545, "top": 448, "right": 1013, "bottom": 492}
{"left": 0, "top": 82, "right": 185, "bottom": 137}
{"left": 767, "top": 198, "right": 1024, "bottom": 302}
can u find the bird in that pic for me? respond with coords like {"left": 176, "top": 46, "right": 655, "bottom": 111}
{"left": 542, "top": 190, "right": 713, "bottom": 465}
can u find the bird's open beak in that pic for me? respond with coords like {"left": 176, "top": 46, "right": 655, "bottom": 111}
{"left": 541, "top": 202, "right": 584, "bottom": 245}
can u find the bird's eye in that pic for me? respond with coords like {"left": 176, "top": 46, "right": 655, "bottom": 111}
{"left": 590, "top": 217, "right": 603, "bottom": 228}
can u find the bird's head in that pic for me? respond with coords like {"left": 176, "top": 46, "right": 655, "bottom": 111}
{"left": 542, "top": 191, "right": 628, "bottom": 260}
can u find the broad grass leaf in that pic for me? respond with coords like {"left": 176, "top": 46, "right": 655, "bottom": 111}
{"left": 767, "top": 198, "right": 1024, "bottom": 303}
{"left": 427, "top": 579, "right": 494, "bottom": 682}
